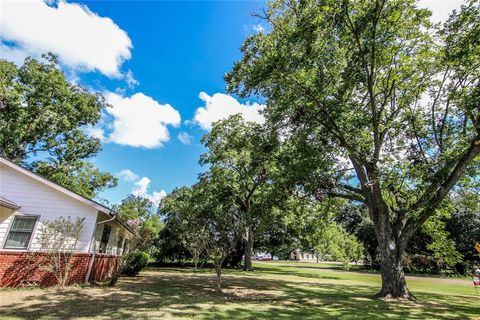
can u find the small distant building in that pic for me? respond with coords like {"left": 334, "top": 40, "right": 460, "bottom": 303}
{"left": 290, "top": 249, "right": 318, "bottom": 262}
{"left": 253, "top": 252, "right": 279, "bottom": 261}
{"left": 0, "top": 157, "right": 139, "bottom": 287}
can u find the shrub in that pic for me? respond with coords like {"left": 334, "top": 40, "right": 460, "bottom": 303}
{"left": 121, "top": 251, "right": 150, "bottom": 276}
{"left": 38, "top": 216, "right": 85, "bottom": 287}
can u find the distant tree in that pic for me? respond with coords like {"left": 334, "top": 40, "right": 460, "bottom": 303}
{"left": 114, "top": 195, "right": 163, "bottom": 253}
{"left": 222, "top": 241, "right": 245, "bottom": 268}
{"left": 37, "top": 216, "right": 84, "bottom": 287}
{"left": 335, "top": 203, "right": 380, "bottom": 267}
{"left": 161, "top": 178, "right": 242, "bottom": 292}
{"left": 297, "top": 198, "right": 335, "bottom": 261}
{"left": 160, "top": 187, "right": 209, "bottom": 271}
{"left": 227, "top": 0, "right": 480, "bottom": 299}
{"left": 446, "top": 192, "right": 480, "bottom": 272}
{"left": 255, "top": 202, "right": 303, "bottom": 261}
{"left": 348, "top": 236, "right": 364, "bottom": 266}
{"left": 313, "top": 225, "right": 337, "bottom": 262}
{"left": 200, "top": 115, "right": 280, "bottom": 271}
{"left": 422, "top": 210, "right": 462, "bottom": 269}
{"left": 154, "top": 225, "right": 191, "bottom": 263}
{"left": 307, "top": 217, "right": 363, "bottom": 270}
{"left": 196, "top": 177, "right": 242, "bottom": 292}
{"left": 0, "top": 55, "right": 116, "bottom": 198}
{"left": 355, "top": 221, "right": 379, "bottom": 268}
{"left": 182, "top": 228, "right": 209, "bottom": 271}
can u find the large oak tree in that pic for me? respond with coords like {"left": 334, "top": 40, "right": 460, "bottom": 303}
{"left": 227, "top": 0, "right": 480, "bottom": 299}
{"left": 0, "top": 55, "right": 116, "bottom": 198}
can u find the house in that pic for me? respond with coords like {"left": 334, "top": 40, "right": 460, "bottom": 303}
{"left": 290, "top": 249, "right": 319, "bottom": 262}
{"left": 253, "top": 252, "right": 279, "bottom": 261}
{"left": 0, "top": 157, "right": 139, "bottom": 287}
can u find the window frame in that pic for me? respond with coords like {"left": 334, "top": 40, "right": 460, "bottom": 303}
{"left": 98, "top": 224, "right": 112, "bottom": 254}
{"left": 116, "top": 235, "right": 125, "bottom": 256}
{"left": 2, "top": 214, "right": 40, "bottom": 251}
{"left": 123, "top": 239, "right": 130, "bottom": 255}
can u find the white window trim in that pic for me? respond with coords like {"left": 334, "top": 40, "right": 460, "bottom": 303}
{"left": 1, "top": 213, "right": 40, "bottom": 251}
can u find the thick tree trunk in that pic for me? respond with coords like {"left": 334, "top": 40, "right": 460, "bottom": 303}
{"left": 365, "top": 194, "right": 416, "bottom": 300}
{"left": 377, "top": 251, "right": 413, "bottom": 299}
{"left": 375, "top": 237, "right": 415, "bottom": 300}
{"left": 243, "top": 227, "right": 254, "bottom": 271}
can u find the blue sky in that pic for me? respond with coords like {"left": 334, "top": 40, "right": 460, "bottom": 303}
{"left": 80, "top": 1, "right": 268, "bottom": 205}
{"left": 0, "top": 0, "right": 463, "bottom": 206}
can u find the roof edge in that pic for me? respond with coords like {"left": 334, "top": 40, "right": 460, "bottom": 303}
{"left": 0, "top": 157, "right": 113, "bottom": 215}
{"left": 1, "top": 157, "right": 141, "bottom": 240}
{"left": 0, "top": 196, "right": 21, "bottom": 210}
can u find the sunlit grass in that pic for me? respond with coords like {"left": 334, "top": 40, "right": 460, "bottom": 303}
{"left": 0, "top": 261, "right": 478, "bottom": 319}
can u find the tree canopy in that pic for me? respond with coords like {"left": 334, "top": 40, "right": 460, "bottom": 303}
{"left": 0, "top": 55, "right": 116, "bottom": 198}
{"left": 114, "top": 195, "right": 163, "bottom": 253}
{"left": 200, "top": 114, "right": 282, "bottom": 270}
{"left": 160, "top": 177, "right": 242, "bottom": 292}
{"left": 227, "top": 0, "right": 480, "bottom": 299}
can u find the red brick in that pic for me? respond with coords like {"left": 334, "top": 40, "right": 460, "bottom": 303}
{"left": 0, "top": 251, "right": 120, "bottom": 287}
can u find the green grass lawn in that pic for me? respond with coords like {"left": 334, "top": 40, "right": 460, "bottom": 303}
{"left": 0, "top": 261, "right": 478, "bottom": 319}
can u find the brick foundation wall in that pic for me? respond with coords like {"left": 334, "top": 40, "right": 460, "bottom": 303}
{"left": 89, "top": 254, "right": 120, "bottom": 283}
{"left": 0, "top": 251, "right": 120, "bottom": 287}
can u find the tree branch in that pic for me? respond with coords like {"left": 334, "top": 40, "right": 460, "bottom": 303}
{"left": 403, "top": 134, "right": 480, "bottom": 238}
{"left": 326, "top": 191, "right": 366, "bottom": 203}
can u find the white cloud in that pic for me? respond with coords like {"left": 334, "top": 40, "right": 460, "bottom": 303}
{"left": 150, "top": 190, "right": 168, "bottom": 206}
{"left": 132, "top": 177, "right": 167, "bottom": 206}
{"left": 252, "top": 24, "right": 265, "bottom": 33}
{"left": 116, "top": 170, "right": 167, "bottom": 205}
{"left": 104, "top": 92, "right": 181, "bottom": 148}
{"left": 125, "top": 69, "right": 139, "bottom": 88}
{"left": 178, "top": 132, "right": 194, "bottom": 145}
{"left": 0, "top": 0, "right": 132, "bottom": 77}
{"left": 0, "top": 43, "right": 31, "bottom": 66}
{"left": 117, "top": 169, "right": 139, "bottom": 182}
{"left": 418, "top": 0, "right": 463, "bottom": 23}
{"left": 132, "top": 177, "right": 150, "bottom": 196}
{"left": 85, "top": 125, "right": 105, "bottom": 141}
{"left": 193, "top": 92, "right": 265, "bottom": 130}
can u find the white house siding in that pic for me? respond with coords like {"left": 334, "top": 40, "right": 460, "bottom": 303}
{"left": 0, "top": 164, "right": 98, "bottom": 253}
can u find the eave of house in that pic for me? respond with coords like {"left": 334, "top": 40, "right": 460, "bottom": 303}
{"left": 0, "top": 157, "right": 140, "bottom": 240}
{"left": 97, "top": 210, "right": 141, "bottom": 240}
{"left": 0, "top": 196, "right": 21, "bottom": 210}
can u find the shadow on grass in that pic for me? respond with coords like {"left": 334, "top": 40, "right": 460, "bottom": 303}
{"left": 0, "top": 267, "right": 478, "bottom": 319}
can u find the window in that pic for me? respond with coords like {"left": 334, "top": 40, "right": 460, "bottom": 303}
{"left": 4, "top": 216, "right": 37, "bottom": 249}
{"left": 117, "top": 236, "right": 124, "bottom": 256}
{"left": 98, "top": 224, "right": 111, "bottom": 254}
{"left": 123, "top": 239, "right": 130, "bottom": 255}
